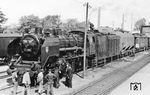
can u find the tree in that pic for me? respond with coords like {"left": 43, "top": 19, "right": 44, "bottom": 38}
{"left": 134, "top": 18, "right": 146, "bottom": 30}
{"left": 42, "top": 15, "right": 62, "bottom": 29}
{"left": 61, "top": 19, "right": 79, "bottom": 32}
{"left": 3, "top": 24, "right": 22, "bottom": 33}
{"left": 41, "top": 15, "right": 62, "bottom": 35}
{"left": 0, "top": 10, "right": 7, "bottom": 33}
{"left": 19, "top": 15, "right": 41, "bottom": 33}
{"left": 0, "top": 10, "right": 7, "bottom": 24}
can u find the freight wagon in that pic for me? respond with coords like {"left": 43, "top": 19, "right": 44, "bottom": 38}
{"left": 0, "top": 33, "right": 22, "bottom": 64}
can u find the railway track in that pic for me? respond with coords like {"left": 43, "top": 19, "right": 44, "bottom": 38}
{"left": 0, "top": 65, "right": 9, "bottom": 79}
{"left": 69, "top": 53, "right": 150, "bottom": 95}
{"left": 0, "top": 52, "right": 149, "bottom": 95}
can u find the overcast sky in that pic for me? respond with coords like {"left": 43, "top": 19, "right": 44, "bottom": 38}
{"left": 0, "top": 0, "right": 150, "bottom": 30}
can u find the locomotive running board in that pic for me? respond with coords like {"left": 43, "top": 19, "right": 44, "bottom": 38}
{"left": 22, "top": 60, "right": 39, "bottom": 64}
{"left": 15, "top": 60, "right": 39, "bottom": 70}
{"left": 59, "top": 47, "right": 82, "bottom": 51}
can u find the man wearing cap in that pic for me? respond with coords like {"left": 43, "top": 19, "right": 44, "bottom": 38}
{"left": 37, "top": 69, "right": 44, "bottom": 94}
{"left": 22, "top": 70, "right": 31, "bottom": 95}
{"left": 45, "top": 69, "right": 56, "bottom": 95}
{"left": 11, "top": 68, "right": 18, "bottom": 95}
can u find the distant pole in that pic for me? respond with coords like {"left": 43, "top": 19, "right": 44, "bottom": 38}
{"left": 83, "top": 2, "right": 89, "bottom": 78}
{"left": 131, "top": 13, "right": 133, "bottom": 32}
{"left": 97, "top": 7, "right": 101, "bottom": 29}
{"left": 121, "top": 14, "right": 124, "bottom": 30}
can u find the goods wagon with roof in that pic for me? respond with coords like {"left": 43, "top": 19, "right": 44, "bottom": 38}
{"left": 132, "top": 33, "right": 149, "bottom": 52}
{"left": 140, "top": 25, "right": 150, "bottom": 48}
{"left": 113, "top": 31, "right": 134, "bottom": 53}
{"left": 0, "top": 33, "right": 22, "bottom": 63}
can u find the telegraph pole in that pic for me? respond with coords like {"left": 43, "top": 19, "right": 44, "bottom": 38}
{"left": 83, "top": 2, "right": 89, "bottom": 78}
{"left": 121, "top": 14, "right": 125, "bottom": 30}
{"left": 131, "top": 13, "right": 133, "bottom": 32}
{"left": 97, "top": 7, "right": 101, "bottom": 29}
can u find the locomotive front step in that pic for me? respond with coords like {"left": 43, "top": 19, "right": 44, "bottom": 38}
{"left": 15, "top": 60, "right": 39, "bottom": 70}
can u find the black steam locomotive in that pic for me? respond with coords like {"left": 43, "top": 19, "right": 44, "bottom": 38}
{"left": 4, "top": 26, "right": 150, "bottom": 85}
{"left": 19, "top": 31, "right": 85, "bottom": 71}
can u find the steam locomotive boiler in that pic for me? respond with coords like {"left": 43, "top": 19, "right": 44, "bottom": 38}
{"left": 11, "top": 31, "right": 87, "bottom": 73}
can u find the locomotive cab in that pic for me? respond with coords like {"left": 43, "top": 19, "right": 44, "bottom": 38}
{"left": 41, "top": 37, "right": 59, "bottom": 68}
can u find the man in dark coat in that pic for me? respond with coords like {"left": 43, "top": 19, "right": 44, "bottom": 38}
{"left": 53, "top": 67, "right": 60, "bottom": 88}
{"left": 65, "top": 63, "right": 73, "bottom": 88}
{"left": 30, "top": 62, "right": 40, "bottom": 87}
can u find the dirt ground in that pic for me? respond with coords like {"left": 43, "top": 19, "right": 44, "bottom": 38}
{"left": 0, "top": 51, "right": 149, "bottom": 95}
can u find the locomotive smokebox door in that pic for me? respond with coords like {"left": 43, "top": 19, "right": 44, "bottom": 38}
{"left": 41, "top": 37, "right": 59, "bottom": 64}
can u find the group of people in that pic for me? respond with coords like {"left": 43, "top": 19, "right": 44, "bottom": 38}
{"left": 11, "top": 58, "right": 73, "bottom": 95}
